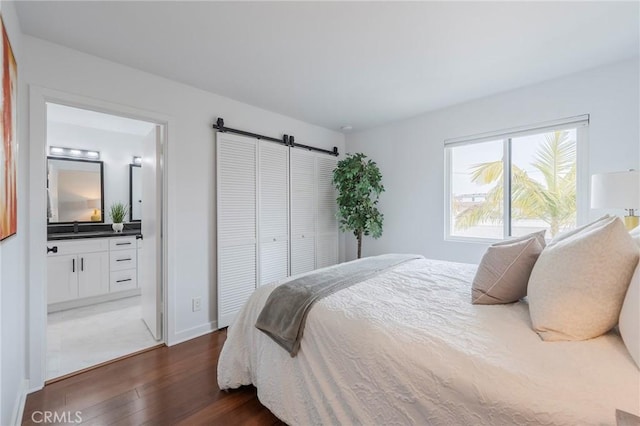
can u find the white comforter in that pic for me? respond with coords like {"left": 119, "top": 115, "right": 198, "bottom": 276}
{"left": 217, "top": 258, "right": 640, "bottom": 425}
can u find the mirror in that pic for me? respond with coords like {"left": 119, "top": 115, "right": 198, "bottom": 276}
{"left": 129, "top": 164, "right": 142, "bottom": 222}
{"left": 47, "top": 157, "right": 104, "bottom": 223}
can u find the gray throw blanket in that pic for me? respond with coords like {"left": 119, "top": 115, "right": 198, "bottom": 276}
{"left": 255, "top": 253, "right": 423, "bottom": 356}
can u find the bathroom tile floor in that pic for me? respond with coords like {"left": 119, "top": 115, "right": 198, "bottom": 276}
{"left": 47, "top": 295, "right": 159, "bottom": 380}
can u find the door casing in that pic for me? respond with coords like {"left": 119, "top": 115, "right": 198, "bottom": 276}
{"left": 28, "top": 86, "right": 172, "bottom": 390}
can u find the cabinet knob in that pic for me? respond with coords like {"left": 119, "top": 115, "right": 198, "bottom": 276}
{"left": 273, "top": 238, "right": 276, "bottom": 242}
{"left": 301, "top": 235, "right": 305, "bottom": 238}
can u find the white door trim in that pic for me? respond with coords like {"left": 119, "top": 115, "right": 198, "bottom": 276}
{"left": 28, "top": 85, "right": 173, "bottom": 391}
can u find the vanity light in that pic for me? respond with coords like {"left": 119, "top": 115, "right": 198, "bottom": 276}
{"left": 133, "top": 156, "right": 142, "bottom": 165}
{"left": 49, "top": 146, "right": 101, "bottom": 160}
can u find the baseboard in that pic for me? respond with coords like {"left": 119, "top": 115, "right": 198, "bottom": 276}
{"left": 10, "top": 379, "right": 29, "bottom": 426}
{"left": 170, "top": 321, "right": 217, "bottom": 346}
{"left": 48, "top": 289, "right": 141, "bottom": 313}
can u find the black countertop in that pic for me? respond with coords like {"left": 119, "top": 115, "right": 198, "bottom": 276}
{"left": 48, "top": 229, "right": 141, "bottom": 241}
{"left": 47, "top": 223, "right": 142, "bottom": 241}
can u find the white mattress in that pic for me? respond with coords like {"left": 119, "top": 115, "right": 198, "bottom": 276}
{"left": 217, "top": 258, "right": 640, "bottom": 425}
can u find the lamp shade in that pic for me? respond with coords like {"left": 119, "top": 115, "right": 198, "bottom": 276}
{"left": 591, "top": 170, "right": 640, "bottom": 210}
{"left": 86, "top": 198, "right": 100, "bottom": 209}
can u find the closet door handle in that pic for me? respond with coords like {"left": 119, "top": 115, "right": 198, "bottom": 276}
{"left": 72, "top": 258, "right": 75, "bottom": 273}
{"left": 116, "top": 258, "right": 132, "bottom": 262}
{"left": 47, "top": 246, "right": 58, "bottom": 254}
{"left": 81, "top": 257, "right": 84, "bottom": 272}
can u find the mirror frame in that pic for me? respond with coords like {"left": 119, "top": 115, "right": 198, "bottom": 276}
{"left": 129, "top": 163, "right": 142, "bottom": 222}
{"left": 47, "top": 156, "right": 105, "bottom": 224}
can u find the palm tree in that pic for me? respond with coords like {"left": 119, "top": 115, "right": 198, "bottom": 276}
{"left": 454, "top": 130, "right": 576, "bottom": 237}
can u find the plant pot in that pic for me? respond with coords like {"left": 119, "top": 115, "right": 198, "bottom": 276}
{"left": 112, "top": 223, "right": 124, "bottom": 233}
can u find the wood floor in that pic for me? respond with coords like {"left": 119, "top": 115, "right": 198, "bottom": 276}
{"left": 22, "top": 330, "right": 284, "bottom": 425}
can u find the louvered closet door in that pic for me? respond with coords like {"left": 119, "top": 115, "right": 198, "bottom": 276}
{"left": 217, "top": 133, "right": 257, "bottom": 328}
{"left": 290, "top": 149, "right": 316, "bottom": 275}
{"left": 316, "top": 155, "right": 339, "bottom": 268}
{"left": 258, "top": 143, "right": 289, "bottom": 286}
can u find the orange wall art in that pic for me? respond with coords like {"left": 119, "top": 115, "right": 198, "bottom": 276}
{"left": 0, "top": 16, "right": 16, "bottom": 241}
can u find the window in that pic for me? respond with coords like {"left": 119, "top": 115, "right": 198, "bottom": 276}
{"left": 446, "top": 116, "right": 588, "bottom": 241}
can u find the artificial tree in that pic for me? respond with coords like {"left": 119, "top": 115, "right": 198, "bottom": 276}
{"left": 332, "top": 153, "right": 384, "bottom": 259}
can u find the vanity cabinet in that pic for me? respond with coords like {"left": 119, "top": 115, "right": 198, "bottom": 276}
{"left": 47, "top": 254, "right": 81, "bottom": 304}
{"left": 47, "top": 236, "right": 140, "bottom": 311}
{"left": 77, "top": 251, "right": 110, "bottom": 298}
{"left": 109, "top": 236, "right": 138, "bottom": 292}
{"left": 47, "top": 239, "right": 110, "bottom": 304}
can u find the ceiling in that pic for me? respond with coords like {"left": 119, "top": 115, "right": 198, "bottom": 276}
{"left": 47, "top": 103, "right": 155, "bottom": 136}
{"left": 16, "top": 2, "right": 640, "bottom": 132}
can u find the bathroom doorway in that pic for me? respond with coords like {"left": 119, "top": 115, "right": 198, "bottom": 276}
{"left": 44, "top": 103, "right": 164, "bottom": 381}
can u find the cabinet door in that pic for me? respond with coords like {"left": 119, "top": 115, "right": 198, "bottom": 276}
{"left": 315, "top": 156, "right": 339, "bottom": 269}
{"left": 217, "top": 133, "right": 258, "bottom": 328}
{"left": 290, "top": 149, "right": 316, "bottom": 275}
{"left": 291, "top": 237, "right": 316, "bottom": 276}
{"left": 47, "top": 255, "right": 78, "bottom": 304}
{"left": 260, "top": 239, "right": 289, "bottom": 286}
{"left": 258, "top": 142, "right": 289, "bottom": 285}
{"left": 78, "top": 251, "right": 110, "bottom": 298}
{"left": 316, "top": 235, "right": 339, "bottom": 269}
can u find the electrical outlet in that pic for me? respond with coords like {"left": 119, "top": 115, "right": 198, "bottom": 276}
{"left": 192, "top": 297, "right": 201, "bottom": 312}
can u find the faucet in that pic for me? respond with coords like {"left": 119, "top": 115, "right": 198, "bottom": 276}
{"left": 73, "top": 221, "right": 78, "bottom": 233}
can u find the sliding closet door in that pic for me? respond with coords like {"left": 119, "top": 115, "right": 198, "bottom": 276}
{"left": 217, "top": 133, "right": 257, "bottom": 328}
{"left": 315, "top": 155, "right": 339, "bottom": 268}
{"left": 258, "top": 143, "right": 289, "bottom": 286}
{"left": 290, "top": 149, "right": 316, "bottom": 275}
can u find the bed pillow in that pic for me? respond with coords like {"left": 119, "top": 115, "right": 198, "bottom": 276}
{"left": 472, "top": 231, "right": 546, "bottom": 305}
{"left": 547, "top": 214, "right": 610, "bottom": 246}
{"left": 619, "top": 259, "right": 640, "bottom": 369}
{"left": 528, "top": 216, "right": 639, "bottom": 341}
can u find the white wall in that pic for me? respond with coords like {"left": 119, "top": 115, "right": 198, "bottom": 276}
{"left": 23, "top": 35, "right": 345, "bottom": 357}
{"left": 47, "top": 121, "right": 145, "bottom": 222}
{"left": 0, "top": 1, "right": 27, "bottom": 424}
{"left": 345, "top": 59, "right": 640, "bottom": 263}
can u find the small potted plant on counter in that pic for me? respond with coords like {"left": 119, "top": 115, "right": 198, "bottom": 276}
{"left": 109, "top": 202, "right": 129, "bottom": 233}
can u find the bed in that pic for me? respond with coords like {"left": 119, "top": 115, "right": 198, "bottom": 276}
{"left": 217, "top": 256, "right": 640, "bottom": 425}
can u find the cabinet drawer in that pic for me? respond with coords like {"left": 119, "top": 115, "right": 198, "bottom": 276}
{"left": 47, "top": 238, "right": 109, "bottom": 257}
{"left": 110, "top": 269, "right": 137, "bottom": 292}
{"left": 110, "top": 237, "right": 137, "bottom": 251}
{"left": 110, "top": 249, "right": 137, "bottom": 271}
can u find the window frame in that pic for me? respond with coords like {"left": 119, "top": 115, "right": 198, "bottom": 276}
{"left": 444, "top": 115, "right": 590, "bottom": 243}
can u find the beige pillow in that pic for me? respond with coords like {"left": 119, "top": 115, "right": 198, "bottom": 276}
{"left": 472, "top": 231, "right": 546, "bottom": 305}
{"left": 528, "top": 217, "right": 639, "bottom": 341}
{"left": 494, "top": 230, "right": 546, "bottom": 247}
{"left": 619, "top": 260, "right": 640, "bottom": 369}
{"left": 548, "top": 214, "right": 610, "bottom": 246}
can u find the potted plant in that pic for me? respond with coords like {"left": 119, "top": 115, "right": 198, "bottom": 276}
{"left": 109, "top": 202, "right": 129, "bottom": 233}
{"left": 333, "top": 153, "right": 384, "bottom": 258}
